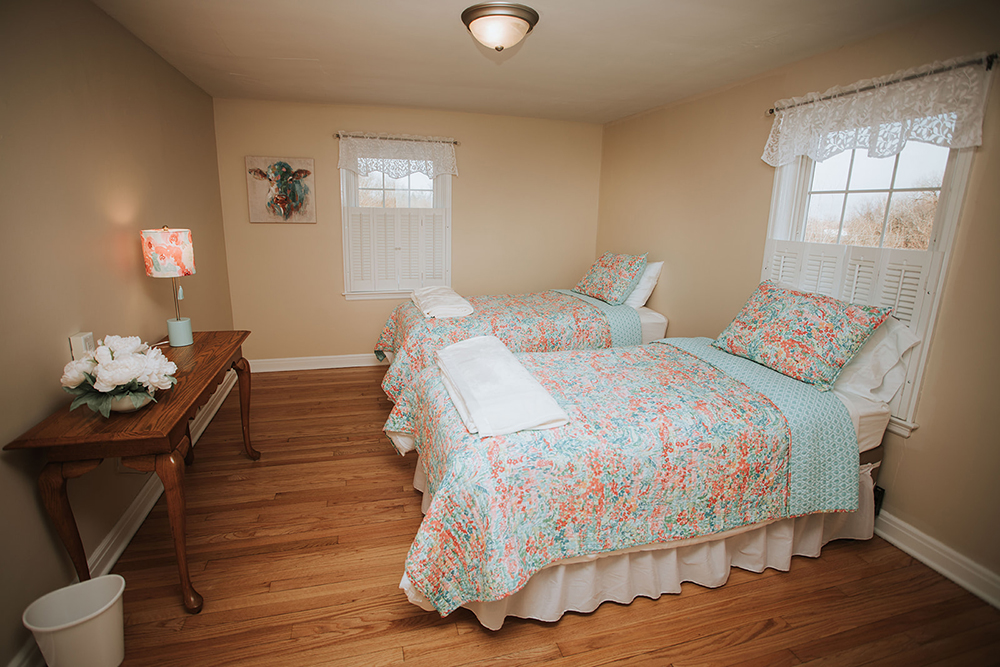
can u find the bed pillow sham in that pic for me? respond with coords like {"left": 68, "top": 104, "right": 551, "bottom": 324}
{"left": 834, "top": 316, "right": 921, "bottom": 403}
{"left": 624, "top": 261, "right": 664, "bottom": 308}
{"left": 713, "top": 281, "right": 892, "bottom": 391}
{"left": 573, "top": 252, "right": 647, "bottom": 305}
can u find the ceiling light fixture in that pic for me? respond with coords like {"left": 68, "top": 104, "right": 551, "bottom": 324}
{"left": 461, "top": 2, "right": 539, "bottom": 52}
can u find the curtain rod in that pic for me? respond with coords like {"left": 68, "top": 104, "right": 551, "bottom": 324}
{"left": 767, "top": 52, "right": 997, "bottom": 116}
{"left": 335, "top": 132, "right": 459, "bottom": 146}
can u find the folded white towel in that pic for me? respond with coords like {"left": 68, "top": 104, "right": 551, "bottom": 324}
{"left": 435, "top": 336, "right": 569, "bottom": 437}
{"left": 411, "top": 286, "right": 474, "bottom": 319}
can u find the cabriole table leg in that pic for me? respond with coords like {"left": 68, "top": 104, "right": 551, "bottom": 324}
{"left": 233, "top": 356, "right": 260, "bottom": 461}
{"left": 155, "top": 447, "right": 203, "bottom": 613}
{"left": 38, "top": 460, "right": 101, "bottom": 582}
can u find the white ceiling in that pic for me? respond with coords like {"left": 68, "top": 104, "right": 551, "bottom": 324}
{"left": 91, "top": 0, "right": 948, "bottom": 124}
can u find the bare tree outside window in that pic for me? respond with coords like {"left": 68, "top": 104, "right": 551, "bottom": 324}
{"left": 802, "top": 143, "right": 948, "bottom": 250}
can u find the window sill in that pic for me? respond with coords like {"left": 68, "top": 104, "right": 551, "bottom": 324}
{"left": 343, "top": 291, "right": 412, "bottom": 301}
{"left": 886, "top": 416, "right": 918, "bottom": 438}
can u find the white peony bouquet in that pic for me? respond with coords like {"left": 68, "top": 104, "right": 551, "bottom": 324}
{"left": 61, "top": 335, "right": 177, "bottom": 417}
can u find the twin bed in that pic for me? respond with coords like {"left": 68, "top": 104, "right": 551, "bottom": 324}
{"left": 373, "top": 253, "right": 918, "bottom": 629}
{"left": 376, "top": 290, "right": 668, "bottom": 401}
{"left": 375, "top": 255, "right": 667, "bottom": 401}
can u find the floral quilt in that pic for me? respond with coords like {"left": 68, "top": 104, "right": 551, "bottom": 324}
{"left": 375, "top": 291, "right": 640, "bottom": 402}
{"left": 383, "top": 341, "right": 842, "bottom": 616}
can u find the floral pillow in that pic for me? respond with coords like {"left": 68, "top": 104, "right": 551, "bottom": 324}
{"left": 713, "top": 281, "right": 892, "bottom": 391}
{"left": 573, "top": 252, "right": 648, "bottom": 305}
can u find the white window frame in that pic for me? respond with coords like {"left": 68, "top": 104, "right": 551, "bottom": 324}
{"left": 341, "top": 169, "right": 452, "bottom": 300}
{"left": 763, "top": 147, "right": 975, "bottom": 436}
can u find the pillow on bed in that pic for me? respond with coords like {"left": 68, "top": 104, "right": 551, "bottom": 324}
{"left": 713, "top": 281, "right": 892, "bottom": 391}
{"left": 573, "top": 252, "right": 648, "bottom": 305}
{"left": 624, "top": 261, "right": 664, "bottom": 308}
{"left": 834, "top": 316, "right": 921, "bottom": 403}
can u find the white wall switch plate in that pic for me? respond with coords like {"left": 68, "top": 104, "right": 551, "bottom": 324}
{"left": 69, "top": 332, "right": 95, "bottom": 360}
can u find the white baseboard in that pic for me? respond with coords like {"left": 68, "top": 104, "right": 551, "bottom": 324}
{"left": 249, "top": 353, "right": 388, "bottom": 373}
{"left": 88, "top": 475, "right": 165, "bottom": 578}
{"left": 875, "top": 511, "right": 1000, "bottom": 609}
{"left": 6, "top": 641, "right": 41, "bottom": 667}
{"left": 7, "top": 372, "right": 238, "bottom": 667}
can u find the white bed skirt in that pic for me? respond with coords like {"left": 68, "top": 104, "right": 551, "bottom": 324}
{"left": 401, "top": 459, "right": 878, "bottom": 630}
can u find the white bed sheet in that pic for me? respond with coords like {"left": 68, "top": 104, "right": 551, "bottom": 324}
{"left": 834, "top": 388, "right": 891, "bottom": 453}
{"left": 637, "top": 306, "right": 668, "bottom": 344}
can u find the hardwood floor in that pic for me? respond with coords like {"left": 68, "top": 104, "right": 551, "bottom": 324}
{"left": 113, "top": 366, "right": 1000, "bottom": 666}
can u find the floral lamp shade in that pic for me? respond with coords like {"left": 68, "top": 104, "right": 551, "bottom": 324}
{"left": 141, "top": 228, "right": 196, "bottom": 347}
{"left": 141, "top": 228, "right": 196, "bottom": 278}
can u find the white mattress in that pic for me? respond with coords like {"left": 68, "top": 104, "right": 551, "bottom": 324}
{"left": 637, "top": 306, "right": 668, "bottom": 344}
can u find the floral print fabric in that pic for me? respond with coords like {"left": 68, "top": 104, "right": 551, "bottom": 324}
{"left": 376, "top": 292, "right": 618, "bottom": 402}
{"left": 572, "top": 252, "right": 647, "bottom": 305}
{"left": 385, "top": 343, "right": 792, "bottom": 615}
{"left": 713, "top": 281, "right": 891, "bottom": 391}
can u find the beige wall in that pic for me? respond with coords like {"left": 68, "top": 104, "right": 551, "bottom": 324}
{"left": 213, "top": 100, "right": 603, "bottom": 360}
{"left": 598, "top": 0, "right": 1000, "bottom": 576}
{"left": 0, "top": 0, "right": 232, "bottom": 662}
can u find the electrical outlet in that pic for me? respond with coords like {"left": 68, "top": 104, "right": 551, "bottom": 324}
{"left": 69, "top": 332, "right": 95, "bottom": 360}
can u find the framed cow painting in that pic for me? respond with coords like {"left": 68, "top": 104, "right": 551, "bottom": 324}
{"left": 246, "top": 156, "right": 317, "bottom": 223}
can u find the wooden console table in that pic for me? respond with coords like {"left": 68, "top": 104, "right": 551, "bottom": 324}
{"left": 4, "top": 330, "right": 258, "bottom": 614}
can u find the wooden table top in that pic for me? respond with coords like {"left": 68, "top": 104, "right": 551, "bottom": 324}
{"left": 4, "top": 331, "right": 250, "bottom": 461}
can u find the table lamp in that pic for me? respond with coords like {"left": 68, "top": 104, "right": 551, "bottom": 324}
{"left": 141, "top": 227, "right": 196, "bottom": 347}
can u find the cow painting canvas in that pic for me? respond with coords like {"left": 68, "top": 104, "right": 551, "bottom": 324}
{"left": 246, "top": 156, "right": 316, "bottom": 223}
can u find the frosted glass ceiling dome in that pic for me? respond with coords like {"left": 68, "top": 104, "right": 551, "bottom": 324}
{"left": 461, "top": 3, "right": 539, "bottom": 52}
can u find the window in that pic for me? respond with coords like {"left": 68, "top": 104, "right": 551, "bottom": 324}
{"left": 802, "top": 143, "right": 949, "bottom": 250}
{"left": 337, "top": 133, "right": 457, "bottom": 299}
{"left": 358, "top": 171, "right": 435, "bottom": 208}
{"left": 761, "top": 54, "right": 992, "bottom": 434}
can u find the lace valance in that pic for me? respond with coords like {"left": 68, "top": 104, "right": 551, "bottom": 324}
{"left": 761, "top": 54, "right": 994, "bottom": 167}
{"left": 337, "top": 132, "right": 458, "bottom": 179}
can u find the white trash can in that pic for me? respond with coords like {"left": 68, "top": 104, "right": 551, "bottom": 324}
{"left": 22, "top": 574, "right": 126, "bottom": 667}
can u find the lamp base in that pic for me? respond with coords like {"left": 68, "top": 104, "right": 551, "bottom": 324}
{"left": 167, "top": 318, "right": 193, "bottom": 347}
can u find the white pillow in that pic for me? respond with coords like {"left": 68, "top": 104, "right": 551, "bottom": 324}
{"left": 834, "top": 316, "right": 921, "bottom": 403}
{"left": 624, "top": 261, "right": 663, "bottom": 308}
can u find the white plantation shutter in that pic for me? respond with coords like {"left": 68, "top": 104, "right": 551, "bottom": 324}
{"left": 397, "top": 210, "right": 423, "bottom": 291}
{"left": 801, "top": 244, "right": 845, "bottom": 296}
{"left": 422, "top": 210, "right": 448, "bottom": 285}
{"left": 347, "top": 209, "right": 375, "bottom": 293}
{"left": 344, "top": 207, "right": 450, "bottom": 294}
{"left": 764, "top": 240, "right": 802, "bottom": 286}
{"left": 873, "top": 249, "right": 940, "bottom": 418}
{"left": 373, "top": 210, "right": 396, "bottom": 291}
{"left": 760, "top": 241, "right": 933, "bottom": 317}
{"left": 841, "top": 247, "right": 880, "bottom": 305}
{"left": 872, "top": 249, "right": 938, "bottom": 326}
